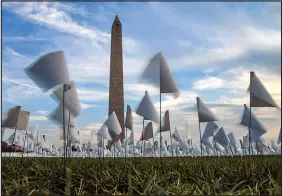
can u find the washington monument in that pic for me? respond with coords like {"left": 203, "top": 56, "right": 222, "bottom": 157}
{"left": 108, "top": 15, "right": 125, "bottom": 143}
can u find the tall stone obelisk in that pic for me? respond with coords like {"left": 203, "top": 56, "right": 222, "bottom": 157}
{"left": 108, "top": 15, "right": 125, "bottom": 142}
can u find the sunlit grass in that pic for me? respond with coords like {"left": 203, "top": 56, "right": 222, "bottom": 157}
{"left": 2, "top": 156, "right": 281, "bottom": 195}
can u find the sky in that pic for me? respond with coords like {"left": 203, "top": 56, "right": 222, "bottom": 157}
{"left": 1, "top": 2, "right": 281, "bottom": 147}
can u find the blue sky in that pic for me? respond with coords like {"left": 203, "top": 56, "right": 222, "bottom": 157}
{"left": 1, "top": 2, "right": 281, "bottom": 146}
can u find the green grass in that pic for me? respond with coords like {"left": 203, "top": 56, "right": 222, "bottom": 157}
{"left": 1, "top": 156, "right": 281, "bottom": 195}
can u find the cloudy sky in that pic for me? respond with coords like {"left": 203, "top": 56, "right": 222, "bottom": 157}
{"left": 1, "top": 2, "right": 281, "bottom": 146}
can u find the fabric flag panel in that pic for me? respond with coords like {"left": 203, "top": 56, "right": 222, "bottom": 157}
{"left": 227, "top": 132, "right": 237, "bottom": 146}
{"left": 172, "top": 128, "right": 183, "bottom": 143}
{"left": 2, "top": 106, "right": 21, "bottom": 128}
{"left": 52, "top": 81, "right": 81, "bottom": 117}
{"left": 136, "top": 91, "right": 159, "bottom": 124}
{"left": 197, "top": 97, "right": 218, "bottom": 123}
{"left": 140, "top": 122, "right": 154, "bottom": 141}
{"left": 49, "top": 104, "right": 77, "bottom": 127}
{"left": 249, "top": 72, "right": 279, "bottom": 109}
{"left": 28, "top": 125, "right": 39, "bottom": 142}
{"left": 277, "top": 128, "right": 281, "bottom": 145}
{"left": 156, "top": 110, "right": 170, "bottom": 133}
{"left": 139, "top": 52, "right": 180, "bottom": 97}
{"left": 125, "top": 105, "right": 133, "bottom": 131}
{"left": 104, "top": 111, "right": 122, "bottom": 136}
{"left": 214, "top": 127, "right": 230, "bottom": 147}
{"left": 17, "top": 110, "right": 30, "bottom": 130}
{"left": 202, "top": 122, "right": 219, "bottom": 140}
{"left": 186, "top": 122, "right": 191, "bottom": 140}
{"left": 240, "top": 104, "right": 267, "bottom": 134}
{"left": 97, "top": 125, "right": 112, "bottom": 140}
{"left": 25, "top": 51, "right": 70, "bottom": 92}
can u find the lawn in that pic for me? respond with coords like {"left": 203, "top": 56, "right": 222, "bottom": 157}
{"left": 1, "top": 155, "right": 281, "bottom": 195}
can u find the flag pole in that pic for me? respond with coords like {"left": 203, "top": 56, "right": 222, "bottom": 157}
{"left": 11, "top": 126, "right": 18, "bottom": 157}
{"left": 249, "top": 72, "right": 253, "bottom": 156}
{"left": 67, "top": 113, "right": 71, "bottom": 158}
{"left": 102, "top": 138, "right": 104, "bottom": 162}
{"left": 206, "top": 146, "right": 209, "bottom": 156}
{"left": 159, "top": 63, "right": 162, "bottom": 160}
{"left": 176, "top": 141, "right": 178, "bottom": 157}
{"left": 255, "top": 141, "right": 258, "bottom": 155}
{"left": 125, "top": 127, "right": 127, "bottom": 158}
{"left": 133, "top": 133, "right": 136, "bottom": 165}
{"left": 213, "top": 136, "right": 218, "bottom": 156}
{"left": 153, "top": 136, "right": 156, "bottom": 157}
{"left": 142, "top": 118, "right": 145, "bottom": 157}
{"left": 229, "top": 145, "right": 234, "bottom": 156}
{"left": 243, "top": 146, "right": 245, "bottom": 156}
{"left": 159, "top": 93, "right": 162, "bottom": 159}
{"left": 225, "top": 146, "right": 228, "bottom": 156}
{"left": 26, "top": 131, "right": 29, "bottom": 157}
{"left": 100, "top": 137, "right": 102, "bottom": 158}
{"left": 22, "top": 131, "right": 26, "bottom": 157}
{"left": 169, "top": 128, "right": 173, "bottom": 156}
{"left": 196, "top": 98, "right": 203, "bottom": 157}
{"left": 62, "top": 84, "right": 67, "bottom": 175}
{"left": 198, "top": 123, "right": 202, "bottom": 157}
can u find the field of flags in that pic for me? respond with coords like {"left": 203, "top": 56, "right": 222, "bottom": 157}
{"left": 2, "top": 51, "right": 281, "bottom": 159}
{"left": 2, "top": 50, "right": 281, "bottom": 195}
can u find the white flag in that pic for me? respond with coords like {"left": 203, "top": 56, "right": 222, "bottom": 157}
{"left": 240, "top": 104, "right": 267, "bottom": 134}
{"left": 17, "top": 110, "right": 30, "bottom": 130}
{"left": 172, "top": 128, "right": 183, "bottom": 143}
{"left": 104, "top": 112, "right": 122, "bottom": 136}
{"left": 197, "top": 97, "right": 218, "bottom": 122}
{"left": 156, "top": 110, "right": 170, "bottom": 133}
{"left": 140, "top": 52, "right": 180, "bottom": 97}
{"left": 125, "top": 105, "right": 133, "bottom": 131}
{"left": 52, "top": 81, "right": 81, "bottom": 117}
{"left": 202, "top": 122, "right": 219, "bottom": 140}
{"left": 214, "top": 127, "right": 230, "bottom": 147}
{"left": 25, "top": 51, "right": 70, "bottom": 92}
{"left": 2, "top": 106, "right": 21, "bottom": 129}
{"left": 249, "top": 72, "right": 279, "bottom": 109}
{"left": 136, "top": 91, "right": 159, "bottom": 124}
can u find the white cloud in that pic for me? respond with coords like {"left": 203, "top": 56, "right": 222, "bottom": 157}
{"left": 2, "top": 2, "right": 109, "bottom": 42}
{"left": 2, "top": 73, "right": 44, "bottom": 104}
{"left": 78, "top": 123, "right": 104, "bottom": 144}
{"left": 82, "top": 123, "right": 104, "bottom": 131}
{"left": 2, "top": 2, "right": 151, "bottom": 86}
{"left": 3, "top": 35, "right": 47, "bottom": 42}
{"left": 4, "top": 47, "right": 26, "bottom": 58}
{"left": 81, "top": 103, "right": 96, "bottom": 109}
{"left": 35, "top": 110, "right": 49, "bottom": 116}
{"left": 193, "top": 66, "right": 281, "bottom": 99}
{"left": 77, "top": 88, "right": 108, "bottom": 102}
{"left": 124, "top": 82, "right": 160, "bottom": 100}
{"left": 180, "top": 47, "right": 244, "bottom": 68}
{"left": 29, "top": 116, "right": 48, "bottom": 121}
{"left": 155, "top": 91, "right": 198, "bottom": 112}
{"left": 2, "top": 47, "right": 35, "bottom": 70}
{"left": 226, "top": 66, "right": 281, "bottom": 95}
{"left": 2, "top": 77, "right": 39, "bottom": 89}
{"left": 4, "top": 85, "right": 42, "bottom": 104}
{"left": 150, "top": 3, "right": 280, "bottom": 72}
{"left": 123, "top": 37, "right": 144, "bottom": 56}
{"left": 193, "top": 76, "right": 225, "bottom": 90}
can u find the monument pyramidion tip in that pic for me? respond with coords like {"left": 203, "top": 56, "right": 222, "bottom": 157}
{"left": 113, "top": 15, "right": 121, "bottom": 25}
